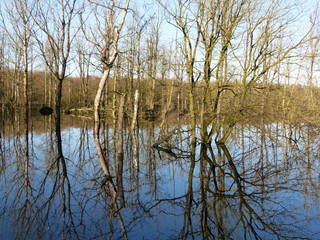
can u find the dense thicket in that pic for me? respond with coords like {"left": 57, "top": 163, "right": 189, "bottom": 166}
{"left": 1, "top": 68, "right": 320, "bottom": 125}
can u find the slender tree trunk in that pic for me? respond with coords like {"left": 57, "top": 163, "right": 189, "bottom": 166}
{"left": 131, "top": 89, "right": 139, "bottom": 170}
{"left": 23, "top": 34, "right": 29, "bottom": 190}
{"left": 112, "top": 66, "right": 118, "bottom": 126}
{"left": 93, "top": 68, "right": 128, "bottom": 240}
{"left": 189, "top": 81, "right": 197, "bottom": 148}
{"left": 116, "top": 93, "right": 126, "bottom": 208}
{"left": 93, "top": 69, "right": 114, "bottom": 178}
{"left": 55, "top": 79, "right": 64, "bottom": 158}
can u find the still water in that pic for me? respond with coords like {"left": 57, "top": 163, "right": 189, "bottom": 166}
{"left": 0, "top": 112, "right": 320, "bottom": 239}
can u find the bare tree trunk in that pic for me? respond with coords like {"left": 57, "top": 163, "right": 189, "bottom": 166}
{"left": 55, "top": 79, "right": 64, "bottom": 158}
{"left": 93, "top": 69, "right": 114, "bottom": 178}
{"left": 86, "top": 2, "right": 130, "bottom": 237}
{"left": 23, "top": 32, "right": 29, "bottom": 190}
{"left": 93, "top": 68, "right": 128, "bottom": 240}
{"left": 131, "top": 89, "right": 139, "bottom": 170}
{"left": 112, "top": 63, "right": 119, "bottom": 127}
{"left": 116, "top": 93, "right": 126, "bottom": 208}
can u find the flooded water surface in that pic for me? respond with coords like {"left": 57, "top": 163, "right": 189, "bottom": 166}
{"left": 0, "top": 111, "right": 320, "bottom": 239}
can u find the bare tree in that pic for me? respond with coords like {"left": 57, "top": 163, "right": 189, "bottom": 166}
{"left": 160, "top": 0, "right": 312, "bottom": 144}
{"left": 31, "top": 3, "right": 81, "bottom": 236}
{"left": 81, "top": 0, "right": 130, "bottom": 177}
{"left": 82, "top": 1, "right": 131, "bottom": 238}
{"left": 33, "top": 0, "right": 79, "bottom": 156}
{"left": 157, "top": 2, "right": 200, "bottom": 234}
{"left": 158, "top": 0, "right": 200, "bottom": 147}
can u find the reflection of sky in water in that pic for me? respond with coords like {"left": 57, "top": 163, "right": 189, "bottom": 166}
{"left": 0, "top": 123, "right": 320, "bottom": 239}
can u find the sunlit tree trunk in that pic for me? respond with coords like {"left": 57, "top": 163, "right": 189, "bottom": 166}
{"left": 22, "top": 23, "right": 30, "bottom": 190}
{"left": 89, "top": 0, "right": 129, "bottom": 175}
{"left": 116, "top": 93, "right": 126, "bottom": 207}
{"left": 112, "top": 58, "right": 120, "bottom": 128}
{"left": 131, "top": 89, "right": 139, "bottom": 170}
{"left": 86, "top": 2, "right": 129, "bottom": 237}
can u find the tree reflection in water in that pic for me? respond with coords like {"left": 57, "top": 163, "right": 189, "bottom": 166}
{"left": 0, "top": 113, "right": 319, "bottom": 239}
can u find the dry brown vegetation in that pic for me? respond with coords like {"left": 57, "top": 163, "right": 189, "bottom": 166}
{"left": 1, "top": 68, "right": 320, "bottom": 126}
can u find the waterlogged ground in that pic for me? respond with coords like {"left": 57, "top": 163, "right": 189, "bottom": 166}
{"left": 0, "top": 113, "right": 320, "bottom": 239}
